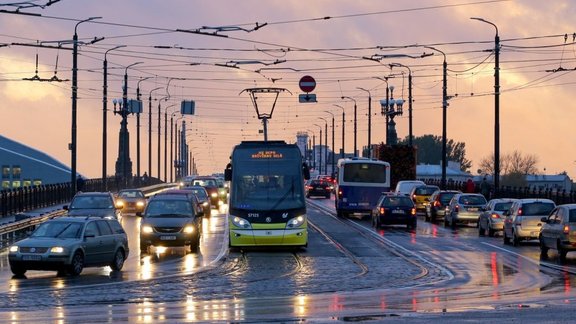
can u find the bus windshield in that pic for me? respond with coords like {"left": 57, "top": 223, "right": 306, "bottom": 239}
{"left": 230, "top": 150, "right": 305, "bottom": 211}
{"left": 342, "top": 163, "right": 387, "bottom": 183}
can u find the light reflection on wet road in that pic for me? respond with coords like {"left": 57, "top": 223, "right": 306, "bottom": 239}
{"left": 0, "top": 198, "right": 576, "bottom": 322}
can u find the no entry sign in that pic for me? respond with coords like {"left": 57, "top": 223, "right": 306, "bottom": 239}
{"left": 299, "top": 75, "right": 316, "bottom": 93}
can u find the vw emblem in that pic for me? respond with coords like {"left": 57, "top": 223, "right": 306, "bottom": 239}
{"left": 266, "top": 217, "right": 272, "bottom": 223}
{"left": 30, "top": 248, "right": 36, "bottom": 253}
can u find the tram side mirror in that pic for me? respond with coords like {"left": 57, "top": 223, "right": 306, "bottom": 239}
{"left": 224, "top": 163, "right": 232, "bottom": 181}
{"left": 303, "top": 163, "right": 310, "bottom": 180}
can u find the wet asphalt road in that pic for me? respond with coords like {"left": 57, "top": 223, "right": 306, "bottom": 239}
{"left": 0, "top": 198, "right": 575, "bottom": 322}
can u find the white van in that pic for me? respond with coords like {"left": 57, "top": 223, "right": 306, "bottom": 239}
{"left": 394, "top": 180, "right": 425, "bottom": 196}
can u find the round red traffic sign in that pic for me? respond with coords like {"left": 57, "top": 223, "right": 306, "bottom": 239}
{"left": 299, "top": 75, "right": 316, "bottom": 93}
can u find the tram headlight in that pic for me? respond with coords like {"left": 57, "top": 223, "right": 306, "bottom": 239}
{"left": 286, "top": 215, "right": 306, "bottom": 228}
{"left": 231, "top": 216, "right": 252, "bottom": 229}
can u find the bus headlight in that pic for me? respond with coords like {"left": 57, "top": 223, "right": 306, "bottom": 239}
{"left": 231, "top": 216, "right": 251, "bottom": 229}
{"left": 286, "top": 215, "right": 306, "bottom": 228}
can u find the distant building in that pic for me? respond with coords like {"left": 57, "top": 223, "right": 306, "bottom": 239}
{"left": 526, "top": 174, "right": 572, "bottom": 192}
{"left": 416, "top": 161, "right": 471, "bottom": 182}
{"left": 0, "top": 135, "right": 72, "bottom": 189}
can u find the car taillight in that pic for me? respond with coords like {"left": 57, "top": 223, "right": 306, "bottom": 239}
{"left": 564, "top": 225, "right": 570, "bottom": 234}
{"left": 379, "top": 207, "right": 386, "bottom": 215}
{"left": 433, "top": 200, "right": 441, "bottom": 207}
{"left": 411, "top": 208, "right": 417, "bottom": 216}
{"left": 490, "top": 213, "right": 500, "bottom": 219}
{"left": 517, "top": 208, "right": 523, "bottom": 216}
{"left": 454, "top": 205, "right": 459, "bottom": 212}
{"left": 338, "top": 190, "right": 343, "bottom": 198}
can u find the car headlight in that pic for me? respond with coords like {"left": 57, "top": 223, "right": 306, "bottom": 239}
{"left": 231, "top": 216, "right": 251, "bottom": 229}
{"left": 202, "top": 202, "right": 209, "bottom": 207}
{"left": 50, "top": 247, "right": 65, "bottom": 253}
{"left": 136, "top": 201, "right": 145, "bottom": 207}
{"left": 9, "top": 246, "right": 18, "bottom": 253}
{"left": 142, "top": 225, "right": 154, "bottom": 233}
{"left": 219, "top": 189, "right": 226, "bottom": 195}
{"left": 286, "top": 215, "right": 306, "bottom": 228}
{"left": 183, "top": 225, "right": 194, "bottom": 234}
{"left": 211, "top": 192, "right": 218, "bottom": 198}
{"left": 115, "top": 201, "right": 124, "bottom": 208}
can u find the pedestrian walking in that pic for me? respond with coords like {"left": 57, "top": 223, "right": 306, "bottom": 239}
{"left": 480, "top": 177, "right": 491, "bottom": 199}
{"left": 465, "top": 178, "right": 475, "bottom": 193}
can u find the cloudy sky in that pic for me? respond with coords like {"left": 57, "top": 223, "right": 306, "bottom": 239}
{"left": 1, "top": 0, "right": 575, "bottom": 180}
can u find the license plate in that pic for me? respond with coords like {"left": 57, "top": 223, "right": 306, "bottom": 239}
{"left": 468, "top": 207, "right": 478, "bottom": 211}
{"left": 160, "top": 235, "right": 177, "bottom": 240}
{"left": 392, "top": 210, "right": 405, "bottom": 214}
{"left": 22, "top": 255, "right": 42, "bottom": 261}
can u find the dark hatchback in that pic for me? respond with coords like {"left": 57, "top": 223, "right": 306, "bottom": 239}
{"left": 64, "top": 192, "right": 122, "bottom": 219}
{"left": 181, "top": 186, "right": 212, "bottom": 218}
{"left": 424, "top": 190, "right": 462, "bottom": 223}
{"left": 305, "top": 179, "right": 331, "bottom": 199}
{"left": 139, "top": 194, "right": 203, "bottom": 254}
{"left": 371, "top": 194, "right": 417, "bottom": 229}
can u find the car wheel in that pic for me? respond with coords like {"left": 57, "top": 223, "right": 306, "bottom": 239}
{"left": 444, "top": 216, "right": 449, "bottom": 227}
{"left": 539, "top": 237, "right": 549, "bottom": 258}
{"left": 336, "top": 209, "right": 344, "bottom": 218}
{"left": 110, "top": 249, "right": 125, "bottom": 271}
{"left": 374, "top": 216, "right": 381, "bottom": 229}
{"left": 450, "top": 216, "right": 457, "bottom": 229}
{"left": 10, "top": 264, "right": 26, "bottom": 276}
{"left": 512, "top": 232, "right": 520, "bottom": 247}
{"left": 558, "top": 241, "right": 568, "bottom": 262}
{"left": 503, "top": 230, "right": 509, "bottom": 245}
{"left": 68, "top": 251, "right": 84, "bottom": 276}
{"left": 488, "top": 227, "right": 495, "bottom": 237}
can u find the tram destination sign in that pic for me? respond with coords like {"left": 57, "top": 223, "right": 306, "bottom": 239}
{"left": 251, "top": 150, "right": 284, "bottom": 159}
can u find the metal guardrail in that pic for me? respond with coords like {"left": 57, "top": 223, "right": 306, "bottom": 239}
{"left": 0, "top": 183, "right": 177, "bottom": 247}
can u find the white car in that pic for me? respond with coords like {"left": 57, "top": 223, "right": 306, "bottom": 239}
{"left": 394, "top": 180, "right": 425, "bottom": 196}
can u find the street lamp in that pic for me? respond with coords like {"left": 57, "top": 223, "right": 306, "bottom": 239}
{"left": 341, "top": 96, "right": 357, "bottom": 156}
{"left": 423, "top": 45, "right": 448, "bottom": 189}
{"left": 375, "top": 76, "right": 392, "bottom": 145}
{"left": 324, "top": 110, "right": 335, "bottom": 175}
{"left": 148, "top": 87, "right": 162, "bottom": 179}
{"left": 157, "top": 95, "right": 169, "bottom": 181}
{"left": 102, "top": 45, "right": 125, "bottom": 191}
{"left": 164, "top": 104, "right": 177, "bottom": 182}
{"left": 389, "top": 63, "right": 414, "bottom": 146}
{"left": 357, "top": 87, "right": 372, "bottom": 157}
{"left": 313, "top": 123, "right": 322, "bottom": 174}
{"left": 136, "top": 76, "right": 151, "bottom": 183}
{"left": 319, "top": 117, "right": 328, "bottom": 175}
{"left": 380, "top": 85, "right": 404, "bottom": 145}
{"left": 332, "top": 104, "right": 345, "bottom": 159}
{"left": 71, "top": 16, "right": 101, "bottom": 194}
{"left": 471, "top": 17, "right": 500, "bottom": 197}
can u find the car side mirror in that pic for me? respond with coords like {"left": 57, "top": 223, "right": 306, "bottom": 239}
{"left": 540, "top": 217, "right": 548, "bottom": 223}
{"left": 63, "top": 205, "right": 69, "bottom": 210}
{"left": 136, "top": 212, "right": 143, "bottom": 217}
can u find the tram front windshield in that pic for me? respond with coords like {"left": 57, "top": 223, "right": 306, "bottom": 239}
{"left": 231, "top": 160, "right": 304, "bottom": 211}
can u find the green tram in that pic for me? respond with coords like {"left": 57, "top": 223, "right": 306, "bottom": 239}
{"left": 224, "top": 141, "right": 310, "bottom": 248}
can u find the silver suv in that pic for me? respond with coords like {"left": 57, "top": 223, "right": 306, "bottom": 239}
{"left": 445, "top": 193, "right": 487, "bottom": 228}
{"left": 503, "top": 198, "right": 556, "bottom": 246}
{"left": 8, "top": 216, "right": 129, "bottom": 276}
{"left": 539, "top": 204, "right": 576, "bottom": 261}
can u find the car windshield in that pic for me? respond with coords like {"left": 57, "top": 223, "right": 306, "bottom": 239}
{"left": 145, "top": 200, "right": 193, "bottom": 218}
{"left": 31, "top": 222, "right": 83, "bottom": 239}
{"left": 569, "top": 209, "right": 576, "bottom": 222}
{"left": 187, "top": 189, "right": 208, "bottom": 199}
{"left": 384, "top": 196, "right": 413, "bottom": 207}
{"left": 70, "top": 196, "right": 113, "bottom": 209}
{"left": 521, "top": 202, "right": 555, "bottom": 216}
{"left": 459, "top": 195, "right": 487, "bottom": 205}
{"left": 440, "top": 193, "right": 457, "bottom": 203}
{"left": 494, "top": 202, "right": 514, "bottom": 211}
{"left": 415, "top": 187, "right": 438, "bottom": 195}
{"left": 193, "top": 179, "right": 217, "bottom": 187}
{"left": 119, "top": 190, "right": 144, "bottom": 198}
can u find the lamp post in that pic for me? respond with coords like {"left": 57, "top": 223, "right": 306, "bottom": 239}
{"left": 171, "top": 114, "right": 184, "bottom": 183}
{"left": 147, "top": 87, "right": 162, "bottom": 180}
{"left": 157, "top": 96, "right": 169, "bottom": 181}
{"left": 380, "top": 86, "right": 404, "bottom": 145}
{"left": 341, "top": 96, "right": 357, "bottom": 156}
{"left": 389, "top": 63, "right": 413, "bottom": 146}
{"left": 324, "top": 110, "right": 335, "bottom": 175}
{"left": 472, "top": 17, "right": 500, "bottom": 197}
{"left": 357, "top": 87, "right": 372, "bottom": 157}
{"left": 375, "top": 76, "right": 391, "bottom": 145}
{"left": 102, "top": 45, "right": 125, "bottom": 191}
{"left": 164, "top": 104, "right": 177, "bottom": 182}
{"left": 136, "top": 77, "right": 151, "bottom": 183}
{"left": 71, "top": 16, "right": 101, "bottom": 194}
{"left": 332, "top": 104, "right": 345, "bottom": 159}
{"left": 114, "top": 61, "right": 142, "bottom": 188}
{"left": 313, "top": 123, "right": 323, "bottom": 175}
{"left": 319, "top": 117, "right": 328, "bottom": 175}
{"left": 423, "top": 46, "right": 448, "bottom": 189}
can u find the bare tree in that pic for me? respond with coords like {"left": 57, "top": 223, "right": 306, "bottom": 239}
{"left": 478, "top": 150, "right": 539, "bottom": 176}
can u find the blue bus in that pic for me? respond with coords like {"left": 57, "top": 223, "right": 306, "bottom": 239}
{"left": 224, "top": 141, "right": 310, "bottom": 248}
{"left": 334, "top": 157, "right": 391, "bottom": 218}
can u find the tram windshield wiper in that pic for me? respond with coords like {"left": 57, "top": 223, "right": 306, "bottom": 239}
{"left": 270, "top": 177, "right": 295, "bottom": 211}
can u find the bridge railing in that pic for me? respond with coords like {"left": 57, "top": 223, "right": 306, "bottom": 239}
{"left": 0, "top": 176, "right": 164, "bottom": 218}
